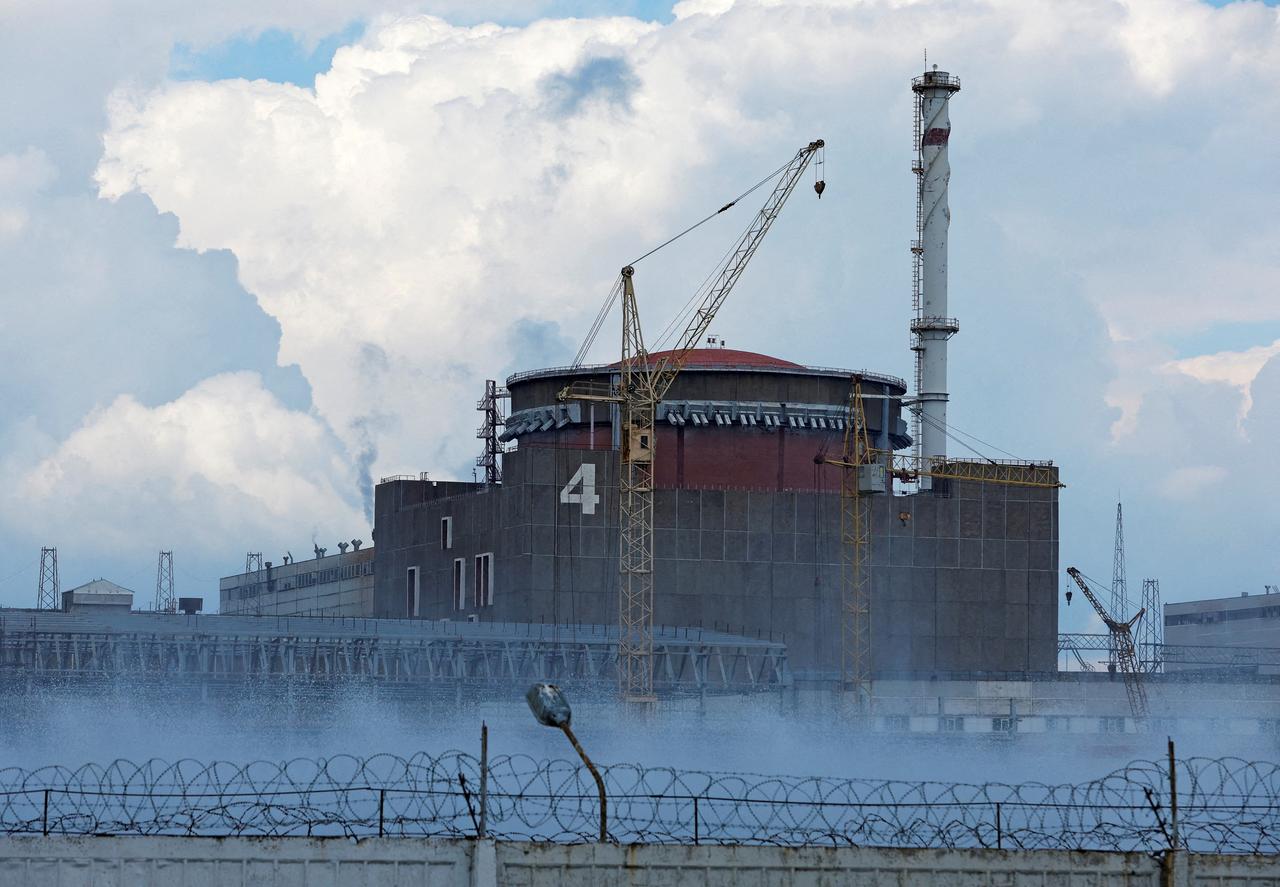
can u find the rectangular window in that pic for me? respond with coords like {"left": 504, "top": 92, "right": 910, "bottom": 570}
{"left": 940, "top": 716, "right": 964, "bottom": 733}
{"left": 474, "top": 552, "right": 494, "bottom": 608}
{"left": 453, "top": 559, "right": 466, "bottom": 611}
{"left": 441, "top": 516, "right": 453, "bottom": 550}
{"left": 992, "top": 717, "right": 1015, "bottom": 734}
{"left": 406, "top": 566, "right": 419, "bottom": 617}
{"left": 883, "top": 715, "right": 908, "bottom": 732}
{"left": 1101, "top": 716, "right": 1126, "bottom": 734}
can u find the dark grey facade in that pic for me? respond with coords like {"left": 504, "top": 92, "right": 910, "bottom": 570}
{"left": 373, "top": 445, "right": 1059, "bottom": 676}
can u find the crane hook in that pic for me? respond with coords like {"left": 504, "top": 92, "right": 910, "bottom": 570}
{"left": 814, "top": 181, "right": 826, "bottom": 198}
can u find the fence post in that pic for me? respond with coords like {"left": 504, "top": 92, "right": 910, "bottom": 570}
{"left": 693, "top": 796, "right": 700, "bottom": 845}
{"left": 378, "top": 789, "right": 385, "bottom": 837}
{"left": 1168, "top": 737, "right": 1179, "bottom": 850}
{"left": 995, "top": 802, "right": 1002, "bottom": 850}
{"left": 479, "top": 721, "right": 489, "bottom": 839}
{"left": 42, "top": 789, "right": 49, "bottom": 836}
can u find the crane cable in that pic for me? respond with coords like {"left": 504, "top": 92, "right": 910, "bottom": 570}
{"left": 569, "top": 154, "right": 798, "bottom": 368}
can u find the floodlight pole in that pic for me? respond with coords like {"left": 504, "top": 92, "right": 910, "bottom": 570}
{"left": 561, "top": 723, "right": 607, "bottom": 842}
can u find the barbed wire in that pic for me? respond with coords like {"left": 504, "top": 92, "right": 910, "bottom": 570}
{"left": 0, "top": 753, "right": 1276, "bottom": 853}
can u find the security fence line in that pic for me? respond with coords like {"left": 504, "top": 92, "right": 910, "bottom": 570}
{"left": 1, "top": 748, "right": 1277, "bottom": 855}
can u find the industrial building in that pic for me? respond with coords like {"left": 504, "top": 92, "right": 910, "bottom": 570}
{"left": 1162, "top": 589, "right": 1280, "bottom": 675}
{"left": 219, "top": 545, "right": 374, "bottom": 617}
{"left": 372, "top": 352, "right": 1060, "bottom": 678}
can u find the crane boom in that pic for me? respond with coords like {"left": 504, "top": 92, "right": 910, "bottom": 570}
{"left": 603, "top": 139, "right": 824, "bottom": 701}
{"left": 645, "top": 140, "right": 824, "bottom": 403}
{"left": 1066, "top": 567, "right": 1149, "bottom": 719}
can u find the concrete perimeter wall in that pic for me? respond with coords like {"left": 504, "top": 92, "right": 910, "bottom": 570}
{"left": 3, "top": 836, "right": 1278, "bottom": 887}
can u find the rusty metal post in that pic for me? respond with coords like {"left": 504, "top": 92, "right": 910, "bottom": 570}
{"left": 378, "top": 789, "right": 385, "bottom": 837}
{"left": 561, "top": 723, "right": 607, "bottom": 842}
{"left": 42, "top": 789, "right": 49, "bottom": 836}
{"left": 693, "top": 796, "right": 700, "bottom": 845}
{"left": 1168, "top": 737, "right": 1179, "bottom": 850}
{"left": 479, "top": 721, "right": 489, "bottom": 839}
{"left": 995, "top": 802, "right": 1002, "bottom": 850}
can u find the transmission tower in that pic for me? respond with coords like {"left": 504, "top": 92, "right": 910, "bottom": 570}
{"left": 1139, "top": 578, "right": 1163, "bottom": 673}
{"left": 245, "top": 552, "right": 264, "bottom": 616}
{"left": 154, "top": 551, "right": 175, "bottom": 613}
{"left": 36, "top": 547, "right": 59, "bottom": 610}
{"left": 475, "top": 379, "right": 506, "bottom": 485}
{"left": 1110, "top": 502, "right": 1129, "bottom": 667}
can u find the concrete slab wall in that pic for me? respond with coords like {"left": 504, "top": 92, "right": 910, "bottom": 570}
{"left": 4, "top": 836, "right": 1277, "bottom": 887}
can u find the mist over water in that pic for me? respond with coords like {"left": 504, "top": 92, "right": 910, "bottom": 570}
{"left": 3, "top": 681, "right": 1274, "bottom": 785}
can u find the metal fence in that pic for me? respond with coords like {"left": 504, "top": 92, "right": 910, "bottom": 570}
{"left": 1, "top": 753, "right": 1276, "bottom": 854}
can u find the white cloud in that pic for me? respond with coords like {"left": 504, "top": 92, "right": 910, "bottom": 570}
{"left": 95, "top": 1, "right": 1280, "bottom": 490}
{"left": 1162, "top": 339, "right": 1280, "bottom": 429}
{"left": 4, "top": 373, "right": 362, "bottom": 560}
{"left": 1156, "top": 464, "right": 1227, "bottom": 501}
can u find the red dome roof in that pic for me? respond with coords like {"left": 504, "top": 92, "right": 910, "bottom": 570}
{"left": 619, "top": 348, "right": 804, "bottom": 370}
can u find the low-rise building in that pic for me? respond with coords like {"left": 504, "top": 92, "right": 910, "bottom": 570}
{"left": 219, "top": 547, "right": 375, "bottom": 616}
{"left": 1164, "top": 590, "right": 1280, "bottom": 674}
{"left": 61, "top": 579, "right": 134, "bottom": 613}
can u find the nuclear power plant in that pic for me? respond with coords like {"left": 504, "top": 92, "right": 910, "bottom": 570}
{"left": 12, "top": 67, "right": 1280, "bottom": 739}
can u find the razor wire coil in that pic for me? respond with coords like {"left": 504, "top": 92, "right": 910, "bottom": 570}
{"left": 0, "top": 753, "right": 1276, "bottom": 854}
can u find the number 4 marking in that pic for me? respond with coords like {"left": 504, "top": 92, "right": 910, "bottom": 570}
{"left": 560, "top": 463, "right": 600, "bottom": 515}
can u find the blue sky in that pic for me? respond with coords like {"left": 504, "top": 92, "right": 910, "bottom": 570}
{"left": 170, "top": 1, "right": 679, "bottom": 87}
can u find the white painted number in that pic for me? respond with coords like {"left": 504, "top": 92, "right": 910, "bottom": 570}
{"left": 559, "top": 463, "right": 600, "bottom": 515}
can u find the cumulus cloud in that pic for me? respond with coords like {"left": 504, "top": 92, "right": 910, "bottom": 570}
{"left": 3, "top": 373, "right": 363, "bottom": 559}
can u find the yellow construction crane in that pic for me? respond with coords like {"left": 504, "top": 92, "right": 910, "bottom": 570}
{"left": 1066, "top": 566, "right": 1149, "bottom": 720}
{"left": 823, "top": 387, "right": 1064, "bottom": 708}
{"left": 561, "top": 139, "right": 825, "bottom": 702}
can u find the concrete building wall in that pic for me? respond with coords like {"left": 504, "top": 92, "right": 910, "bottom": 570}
{"left": 3, "top": 836, "right": 1276, "bottom": 886}
{"left": 1165, "top": 590, "right": 1280, "bottom": 651}
{"left": 219, "top": 548, "right": 375, "bottom": 616}
{"left": 373, "top": 444, "right": 1059, "bottom": 676}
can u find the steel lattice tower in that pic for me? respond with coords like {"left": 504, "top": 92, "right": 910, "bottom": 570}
{"left": 1108, "top": 502, "right": 1129, "bottom": 669}
{"left": 245, "top": 552, "right": 264, "bottom": 616}
{"left": 154, "top": 551, "right": 175, "bottom": 613}
{"left": 1139, "top": 578, "right": 1163, "bottom": 673}
{"left": 36, "top": 547, "right": 59, "bottom": 610}
{"left": 476, "top": 379, "right": 505, "bottom": 485}
{"left": 1111, "top": 503, "right": 1129, "bottom": 619}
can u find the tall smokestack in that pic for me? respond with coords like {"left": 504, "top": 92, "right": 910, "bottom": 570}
{"left": 911, "top": 66, "right": 961, "bottom": 465}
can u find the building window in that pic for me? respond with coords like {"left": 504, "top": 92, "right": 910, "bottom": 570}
{"left": 453, "top": 559, "right": 466, "bottom": 611}
{"left": 940, "top": 716, "right": 964, "bottom": 733}
{"left": 441, "top": 517, "right": 453, "bottom": 550}
{"left": 883, "top": 715, "right": 908, "bottom": 732}
{"left": 406, "top": 566, "right": 419, "bottom": 617}
{"left": 1100, "top": 716, "right": 1126, "bottom": 734}
{"left": 474, "top": 553, "right": 493, "bottom": 608}
{"left": 1046, "top": 716, "right": 1069, "bottom": 732}
{"left": 992, "top": 717, "right": 1015, "bottom": 734}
